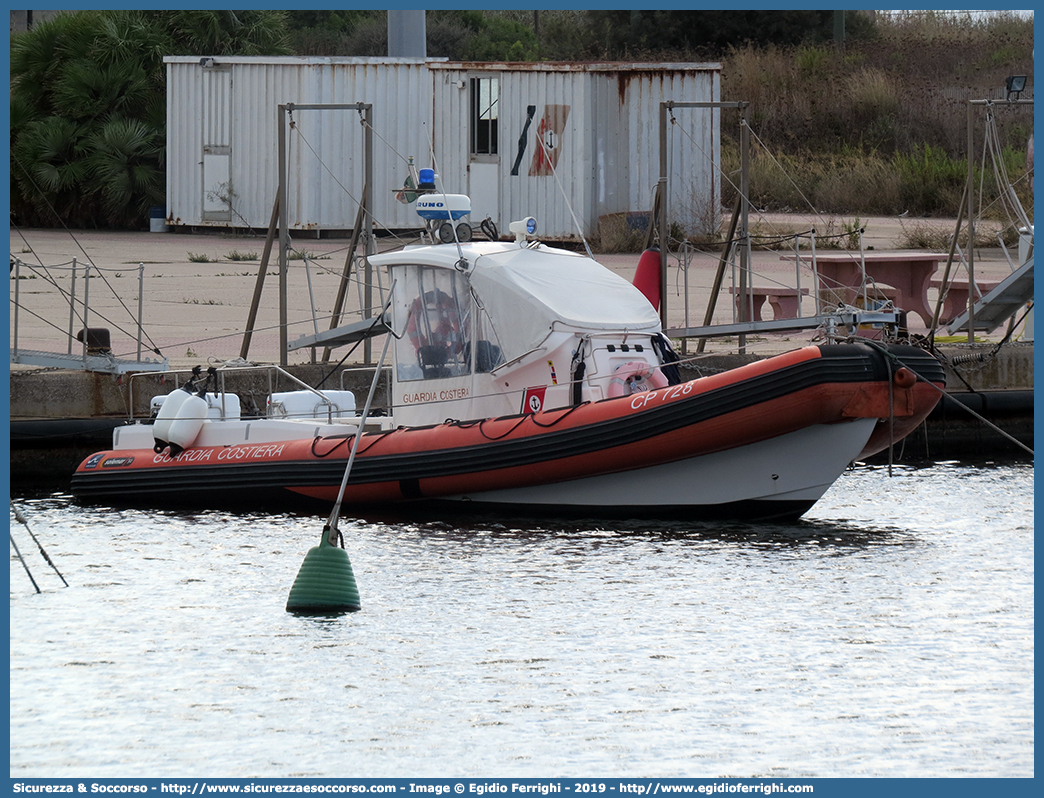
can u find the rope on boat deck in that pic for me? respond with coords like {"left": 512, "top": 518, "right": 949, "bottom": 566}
{"left": 444, "top": 400, "right": 594, "bottom": 442}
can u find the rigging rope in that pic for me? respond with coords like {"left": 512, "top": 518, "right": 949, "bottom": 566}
{"left": 860, "top": 338, "right": 1033, "bottom": 456}
{"left": 287, "top": 109, "right": 416, "bottom": 251}
{"left": 9, "top": 172, "right": 164, "bottom": 355}
{"left": 534, "top": 131, "right": 593, "bottom": 259}
{"left": 11, "top": 258, "right": 166, "bottom": 357}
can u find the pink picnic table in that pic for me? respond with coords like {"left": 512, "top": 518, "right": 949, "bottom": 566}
{"left": 783, "top": 252, "right": 945, "bottom": 326}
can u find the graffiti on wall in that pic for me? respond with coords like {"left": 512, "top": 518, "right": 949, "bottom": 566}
{"left": 529, "top": 105, "right": 570, "bottom": 176}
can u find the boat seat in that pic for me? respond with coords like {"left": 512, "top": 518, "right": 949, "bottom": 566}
{"left": 475, "top": 340, "right": 503, "bottom": 372}
{"left": 418, "top": 344, "right": 453, "bottom": 378}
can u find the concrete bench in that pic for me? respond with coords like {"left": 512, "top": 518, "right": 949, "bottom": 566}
{"left": 727, "top": 286, "right": 810, "bottom": 321}
{"left": 931, "top": 277, "right": 1001, "bottom": 323}
{"left": 783, "top": 252, "right": 945, "bottom": 326}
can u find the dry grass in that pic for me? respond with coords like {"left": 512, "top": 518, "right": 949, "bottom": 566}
{"left": 593, "top": 213, "right": 649, "bottom": 253}
{"left": 713, "top": 13, "right": 1033, "bottom": 218}
{"left": 897, "top": 219, "right": 1022, "bottom": 249}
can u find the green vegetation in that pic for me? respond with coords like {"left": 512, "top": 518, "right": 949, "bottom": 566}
{"left": 10, "top": 9, "right": 1033, "bottom": 228}
{"left": 594, "top": 214, "right": 649, "bottom": 254}
{"left": 10, "top": 10, "right": 290, "bottom": 228}
{"left": 287, "top": 250, "right": 328, "bottom": 261}
{"left": 715, "top": 12, "right": 1032, "bottom": 219}
{"left": 897, "top": 218, "right": 1021, "bottom": 250}
{"left": 286, "top": 10, "right": 541, "bottom": 61}
{"left": 225, "top": 250, "right": 258, "bottom": 262}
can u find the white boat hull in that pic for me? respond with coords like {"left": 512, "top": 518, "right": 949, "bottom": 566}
{"left": 438, "top": 419, "right": 877, "bottom": 518}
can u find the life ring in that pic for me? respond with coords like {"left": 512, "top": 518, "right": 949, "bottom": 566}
{"left": 607, "top": 361, "right": 669, "bottom": 397}
{"left": 406, "top": 288, "right": 464, "bottom": 354}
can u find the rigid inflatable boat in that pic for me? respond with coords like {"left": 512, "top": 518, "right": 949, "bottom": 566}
{"left": 72, "top": 227, "right": 946, "bottom": 520}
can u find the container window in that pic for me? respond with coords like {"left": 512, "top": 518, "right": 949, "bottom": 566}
{"left": 470, "top": 77, "right": 499, "bottom": 156}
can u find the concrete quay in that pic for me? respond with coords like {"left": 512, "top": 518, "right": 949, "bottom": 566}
{"left": 10, "top": 218, "right": 1034, "bottom": 484}
{"left": 10, "top": 215, "right": 1027, "bottom": 369}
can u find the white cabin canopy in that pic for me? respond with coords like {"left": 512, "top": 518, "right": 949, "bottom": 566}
{"left": 468, "top": 246, "right": 661, "bottom": 362}
{"left": 372, "top": 242, "right": 661, "bottom": 371}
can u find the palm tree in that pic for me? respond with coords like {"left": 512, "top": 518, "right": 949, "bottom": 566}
{"left": 85, "top": 118, "right": 165, "bottom": 227}
{"left": 12, "top": 116, "right": 89, "bottom": 225}
{"left": 160, "top": 10, "right": 292, "bottom": 56}
{"left": 10, "top": 9, "right": 290, "bottom": 228}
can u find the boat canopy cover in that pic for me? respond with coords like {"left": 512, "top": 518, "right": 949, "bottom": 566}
{"left": 469, "top": 246, "right": 661, "bottom": 361}
{"left": 375, "top": 242, "right": 661, "bottom": 365}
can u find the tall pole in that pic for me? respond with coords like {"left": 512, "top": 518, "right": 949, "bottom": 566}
{"left": 738, "top": 114, "right": 750, "bottom": 354}
{"left": 658, "top": 102, "right": 669, "bottom": 326}
{"left": 278, "top": 103, "right": 290, "bottom": 366}
{"left": 657, "top": 100, "right": 748, "bottom": 343}
{"left": 966, "top": 101, "right": 976, "bottom": 344}
{"left": 387, "top": 9, "right": 426, "bottom": 57}
{"left": 240, "top": 195, "right": 281, "bottom": 360}
{"left": 363, "top": 104, "right": 375, "bottom": 364}
{"left": 13, "top": 257, "right": 20, "bottom": 357}
{"left": 275, "top": 103, "right": 373, "bottom": 366}
{"left": 960, "top": 97, "right": 1030, "bottom": 341}
{"left": 136, "top": 262, "right": 145, "bottom": 361}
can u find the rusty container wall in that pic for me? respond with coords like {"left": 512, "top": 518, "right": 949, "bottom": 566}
{"left": 590, "top": 65, "right": 721, "bottom": 237}
{"left": 429, "top": 62, "right": 720, "bottom": 241}
{"left": 430, "top": 63, "right": 591, "bottom": 241}
{"left": 166, "top": 57, "right": 721, "bottom": 239}
{"left": 165, "top": 56, "right": 437, "bottom": 233}
{"left": 502, "top": 68, "right": 593, "bottom": 240}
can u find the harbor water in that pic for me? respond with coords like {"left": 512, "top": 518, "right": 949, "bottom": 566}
{"left": 9, "top": 462, "right": 1033, "bottom": 778}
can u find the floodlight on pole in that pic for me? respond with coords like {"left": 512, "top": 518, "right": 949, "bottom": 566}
{"left": 1005, "top": 75, "right": 1027, "bottom": 101}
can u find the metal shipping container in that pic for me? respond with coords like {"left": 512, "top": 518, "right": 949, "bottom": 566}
{"left": 165, "top": 56, "right": 721, "bottom": 239}
{"left": 165, "top": 56, "right": 438, "bottom": 235}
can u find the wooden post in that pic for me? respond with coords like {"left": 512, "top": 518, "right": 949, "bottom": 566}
{"left": 696, "top": 193, "right": 743, "bottom": 354}
{"left": 239, "top": 195, "right": 280, "bottom": 360}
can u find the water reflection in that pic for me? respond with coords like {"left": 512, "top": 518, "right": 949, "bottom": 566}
{"left": 353, "top": 513, "right": 915, "bottom": 551}
{"left": 9, "top": 462, "right": 1035, "bottom": 777}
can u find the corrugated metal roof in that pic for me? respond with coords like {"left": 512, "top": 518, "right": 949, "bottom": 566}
{"left": 429, "top": 61, "right": 721, "bottom": 73}
{"left": 163, "top": 56, "right": 446, "bottom": 65}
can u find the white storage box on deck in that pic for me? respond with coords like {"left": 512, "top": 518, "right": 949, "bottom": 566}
{"left": 267, "top": 390, "right": 356, "bottom": 420}
{"left": 151, "top": 392, "right": 242, "bottom": 421}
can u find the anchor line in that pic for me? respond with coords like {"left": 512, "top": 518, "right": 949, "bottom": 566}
{"left": 861, "top": 339, "right": 1033, "bottom": 457}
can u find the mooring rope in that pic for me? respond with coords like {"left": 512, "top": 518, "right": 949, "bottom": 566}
{"left": 11, "top": 504, "right": 68, "bottom": 590}
{"left": 860, "top": 340, "right": 1033, "bottom": 457}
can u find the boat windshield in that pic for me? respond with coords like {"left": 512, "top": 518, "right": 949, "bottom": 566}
{"left": 392, "top": 265, "right": 474, "bottom": 382}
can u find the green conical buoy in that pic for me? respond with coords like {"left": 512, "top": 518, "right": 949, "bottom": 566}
{"left": 286, "top": 334, "right": 388, "bottom": 614}
{"left": 285, "top": 526, "right": 361, "bottom": 613}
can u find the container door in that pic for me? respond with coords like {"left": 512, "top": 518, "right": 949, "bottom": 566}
{"left": 201, "top": 66, "right": 232, "bottom": 222}
{"left": 468, "top": 75, "right": 500, "bottom": 232}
